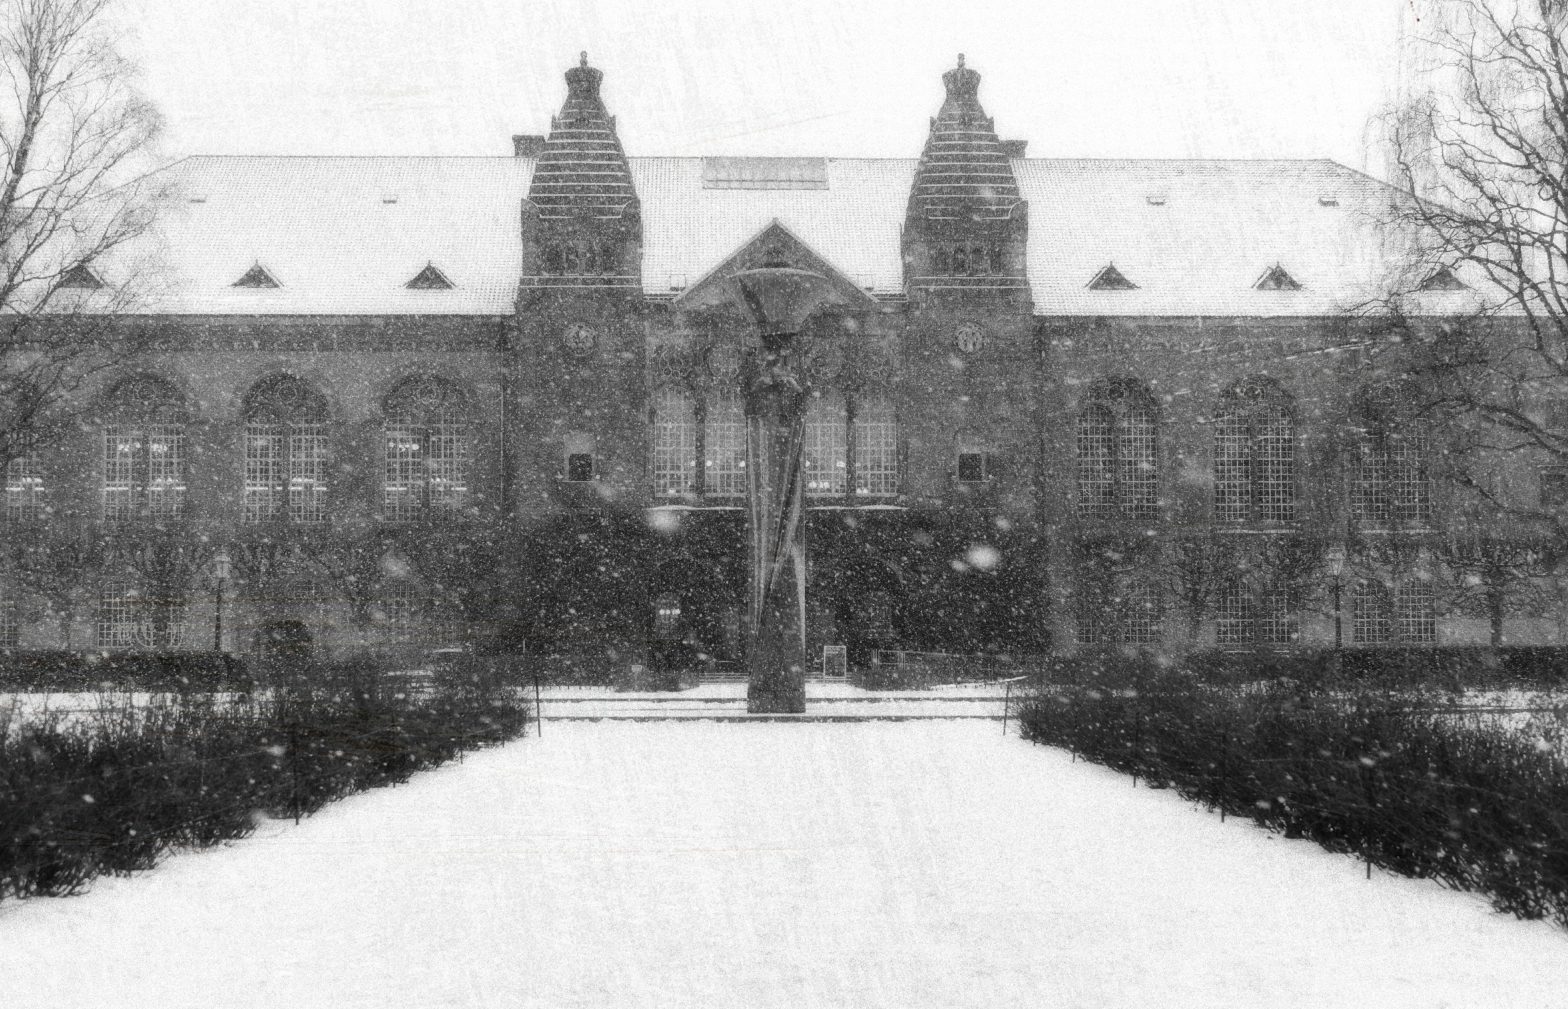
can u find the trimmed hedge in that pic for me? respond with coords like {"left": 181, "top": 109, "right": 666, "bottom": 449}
{"left": 1017, "top": 666, "right": 1568, "bottom": 928}
{"left": 0, "top": 656, "right": 530, "bottom": 902}
{"left": 0, "top": 650, "right": 251, "bottom": 693}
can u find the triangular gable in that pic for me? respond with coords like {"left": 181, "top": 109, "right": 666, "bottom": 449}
{"left": 405, "top": 263, "right": 454, "bottom": 290}
{"left": 674, "top": 220, "right": 881, "bottom": 313}
{"left": 233, "top": 263, "right": 281, "bottom": 289}
{"left": 1254, "top": 264, "right": 1302, "bottom": 291}
{"left": 1087, "top": 264, "right": 1138, "bottom": 291}
{"left": 1417, "top": 266, "right": 1467, "bottom": 291}
{"left": 59, "top": 263, "right": 104, "bottom": 289}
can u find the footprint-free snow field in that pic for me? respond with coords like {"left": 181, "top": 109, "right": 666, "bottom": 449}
{"left": 4, "top": 720, "right": 1565, "bottom": 1008}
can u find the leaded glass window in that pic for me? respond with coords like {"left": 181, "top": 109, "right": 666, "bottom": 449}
{"left": 704, "top": 388, "right": 745, "bottom": 498}
{"left": 1352, "top": 581, "right": 1393, "bottom": 645}
{"left": 3, "top": 441, "right": 43, "bottom": 521}
{"left": 243, "top": 375, "right": 328, "bottom": 524}
{"left": 1214, "top": 381, "right": 1296, "bottom": 524}
{"left": 804, "top": 390, "right": 847, "bottom": 498}
{"left": 382, "top": 378, "right": 471, "bottom": 522}
{"left": 852, "top": 396, "right": 897, "bottom": 498}
{"left": 1396, "top": 581, "right": 1436, "bottom": 644}
{"left": 653, "top": 386, "right": 697, "bottom": 497}
{"left": 1076, "top": 380, "right": 1158, "bottom": 519}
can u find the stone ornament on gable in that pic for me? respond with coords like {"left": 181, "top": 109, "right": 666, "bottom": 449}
{"left": 650, "top": 344, "right": 690, "bottom": 388}
{"left": 955, "top": 320, "right": 985, "bottom": 354}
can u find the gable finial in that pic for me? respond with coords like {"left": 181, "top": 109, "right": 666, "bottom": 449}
{"left": 580, "top": 50, "right": 588, "bottom": 67}
{"left": 957, "top": 53, "right": 964, "bottom": 68}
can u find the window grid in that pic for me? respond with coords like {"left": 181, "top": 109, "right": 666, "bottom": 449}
{"left": 382, "top": 583, "right": 419, "bottom": 643}
{"left": 1353, "top": 429, "right": 1430, "bottom": 526}
{"left": 704, "top": 389, "right": 746, "bottom": 498}
{"left": 3, "top": 444, "right": 44, "bottom": 521}
{"left": 98, "top": 582, "right": 138, "bottom": 647}
{"left": 1396, "top": 581, "right": 1436, "bottom": 644}
{"left": 1256, "top": 585, "right": 1298, "bottom": 644}
{"left": 653, "top": 387, "right": 697, "bottom": 497}
{"left": 853, "top": 398, "right": 898, "bottom": 497}
{"left": 382, "top": 421, "right": 470, "bottom": 521}
{"left": 1124, "top": 585, "right": 1161, "bottom": 644}
{"left": 1075, "top": 406, "right": 1117, "bottom": 518}
{"left": 1213, "top": 414, "right": 1252, "bottom": 524}
{"left": 804, "top": 392, "right": 847, "bottom": 498}
{"left": 1256, "top": 408, "right": 1296, "bottom": 522}
{"left": 1352, "top": 582, "right": 1393, "bottom": 645}
{"left": 0, "top": 594, "right": 16, "bottom": 647}
{"left": 1215, "top": 579, "right": 1252, "bottom": 645}
{"left": 1119, "top": 408, "right": 1159, "bottom": 518}
{"left": 96, "top": 582, "right": 186, "bottom": 648}
{"left": 103, "top": 425, "right": 187, "bottom": 521}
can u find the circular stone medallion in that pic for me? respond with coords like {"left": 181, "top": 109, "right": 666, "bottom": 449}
{"left": 955, "top": 321, "right": 985, "bottom": 354}
{"left": 563, "top": 322, "right": 598, "bottom": 356}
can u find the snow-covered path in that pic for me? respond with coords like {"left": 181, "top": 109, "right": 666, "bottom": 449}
{"left": 4, "top": 721, "right": 1565, "bottom": 1008}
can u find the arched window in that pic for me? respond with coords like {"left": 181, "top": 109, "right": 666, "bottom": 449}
{"left": 1352, "top": 423, "right": 1431, "bottom": 526}
{"left": 243, "top": 375, "right": 328, "bottom": 524}
{"left": 804, "top": 389, "right": 848, "bottom": 497}
{"left": 0, "top": 584, "right": 17, "bottom": 647}
{"left": 652, "top": 385, "right": 696, "bottom": 497}
{"left": 1076, "top": 379, "right": 1158, "bottom": 519}
{"left": 1214, "top": 380, "right": 1296, "bottom": 524}
{"left": 102, "top": 376, "right": 188, "bottom": 522}
{"left": 1216, "top": 574, "right": 1298, "bottom": 646}
{"left": 704, "top": 388, "right": 745, "bottom": 498}
{"left": 3, "top": 437, "right": 43, "bottom": 522}
{"left": 1352, "top": 581, "right": 1393, "bottom": 645}
{"left": 383, "top": 378, "right": 470, "bottom": 522}
{"left": 97, "top": 578, "right": 186, "bottom": 648}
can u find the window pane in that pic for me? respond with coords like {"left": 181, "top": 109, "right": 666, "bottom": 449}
{"left": 1352, "top": 435, "right": 1391, "bottom": 523}
{"left": 1256, "top": 406, "right": 1296, "bottom": 522}
{"left": 1076, "top": 406, "right": 1115, "bottom": 517}
{"left": 3, "top": 444, "right": 44, "bottom": 521}
{"left": 704, "top": 389, "right": 745, "bottom": 498}
{"left": 1353, "top": 582, "right": 1392, "bottom": 645}
{"left": 384, "top": 425, "right": 423, "bottom": 521}
{"left": 1124, "top": 584, "right": 1161, "bottom": 644}
{"left": 653, "top": 386, "right": 696, "bottom": 497}
{"left": 804, "top": 391, "right": 847, "bottom": 497}
{"left": 1215, "top": 578, "right": 1252, "bottom": 644}
{"left": 289, "top": 426, "right": 328, "bottom": 523}
{"left": 853, "top": 396, "right": 897, "bottom": 497}
{"left": 103, "top": 427, "right": 139, "bottom": 521}
{"left": 1256, "top": 584, "right": 1297, "bottom": 644}
{"left": 244, "top": 424, "right": 284, "bottom": 523}
{"left": 1397, "top": 581, "right": 1435, "bottom": 643}
{"left": 1391, "top": 431, "right": 1430, "bottom": 524}
{"left": 426, "top": 421, "right": 470, "bottom": 512}
{"left": 1120, "top": 404, "right": 1158, "bottom": 518}
{"left": 1213, "top": 412, "right": 1251, "bottom": 523}
{"left": 144, "top": 425, "right": 186, "bottom": 518}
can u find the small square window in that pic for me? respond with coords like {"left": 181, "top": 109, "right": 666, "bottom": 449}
{"left": 957, "top": 452, "right": 989, "bottom": 483}
{"left": 567, "top": 453, "right": 594, "bottom": 482}
{"left": 1541, "top": 468, "right": 1568, "bottom": 507}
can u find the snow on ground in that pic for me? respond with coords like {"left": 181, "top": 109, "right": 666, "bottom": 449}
{"left": 4, "top": 720, "right": 1567, "bottom": 1009}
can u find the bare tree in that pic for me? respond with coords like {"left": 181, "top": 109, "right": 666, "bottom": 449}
{"left": 0, "top": 0, "right": 164, "bottom": 478}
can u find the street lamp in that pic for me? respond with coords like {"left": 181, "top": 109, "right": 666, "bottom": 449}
{"left": 212, "top": 548, "right": 232, "bottom": 653}
{"left": 1325, "top": 545, "right": 1347, "bottom": 652}
{"left": 728, "top": 260, "right": 841, "bottom": 714}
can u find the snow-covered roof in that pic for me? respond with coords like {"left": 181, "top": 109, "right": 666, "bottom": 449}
{"left": 109, "top": 154, "right": 1478, "bottom": 318}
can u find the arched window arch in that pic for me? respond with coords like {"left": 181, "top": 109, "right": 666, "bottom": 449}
{"left": 243, "top": 375, "right": 328, "bottom": 524}
{"left": 652, "top": 385, "right": 696, "bottom": 497}
{"left": 1214, "top": 379, "right": 1297, "bottom": 524}
{"left": 1075, "top": 378, "right": 1158, "bottom": 519}
{"left": 102, "top": 376, "right": 188, "bottom": 522}
{"left": 1351, "top": 389, "right": 1431, "bottom": 526}
{"left": 383, "top": 377, "right": 471, "bottom": 521}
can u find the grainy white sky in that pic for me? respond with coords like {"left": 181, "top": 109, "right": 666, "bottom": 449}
{"left": 115, "top": 0, "right": 1412, "bottom": 172}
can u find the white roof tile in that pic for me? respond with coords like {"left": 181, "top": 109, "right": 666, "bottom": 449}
{"left": 123, "top": 154, "right": 1438, "bottom": 318}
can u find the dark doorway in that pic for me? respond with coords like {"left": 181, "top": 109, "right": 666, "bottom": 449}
{"left": 254, "top": 619, "right": 313, "bottom": 660}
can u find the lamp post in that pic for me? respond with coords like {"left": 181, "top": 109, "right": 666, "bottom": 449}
{"left": 213, "top": 548, "right": 232, "bottom": 653}
{"left": 1325, "top": 545, "right": 1347, "bottom": 652}
{"left": 728, "top": 261, "right": 840, "bottom": 714}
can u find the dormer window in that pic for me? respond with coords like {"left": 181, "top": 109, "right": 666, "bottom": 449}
{"left": 1254, "top": 265, "right": 1302, "bottom": 291}
{"left": 405, "top": 264, "right": 454, "bottom": 290}
{"left": 1417, "top": 266, "right": 1467, "bottom": 291}
{"left": 1087, "top": 264, "right": 1138, "bottom": 291}
{"left": 232, "top": 263, "right": 281, "bottom": 289}
{"left": 59, "top": 264, "right": 104, "bottom": 289}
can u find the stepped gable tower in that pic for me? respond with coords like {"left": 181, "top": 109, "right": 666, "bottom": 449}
{"left": 522, "top": 51, "right": 642, "bottom": 288}
{"left": 902, "top": 55, "right": 1030, "bottom": 306}
{"left": 514, "top": 54, "right": 647, "bottom": 520}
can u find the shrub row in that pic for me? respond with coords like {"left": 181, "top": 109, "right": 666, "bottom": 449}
{"left": 1032, "top": 646, "right": 1568, "bottom": 691}
{"left": 0, "top": 650, "right": 252, "bottom": 693}
{"left": 0, "top": 656, "right": 530, "bottom": 902}
{"left": 1017, "top": 669, "right": 1568, "bottom": 928}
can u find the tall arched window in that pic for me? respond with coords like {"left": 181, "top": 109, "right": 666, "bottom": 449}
{"left": 652, "top": 385, "right": 697, "bottom": 497}
{"left": 1352, "top": 423, "right": 1431, "bottom": 526}
{"left": 1352, "top": 581, "right": 1394, "bottom": 645}
{"left": 3, "top": 438, "right": 43, "bottom": 522}
{"left": 383, "top": 378, "right": 470, "bottom": 522}
{"left": 1076, "top": 379, "right": 1158, "bottom": 519}
{"left": 243, "top": 375, "right": 328, "bottom": 524}
{"left": 102, "top": 376, "right": 188, "bottom": 522}
{"left": 1214, "top": 380, "right": 1296, "bottom": 524}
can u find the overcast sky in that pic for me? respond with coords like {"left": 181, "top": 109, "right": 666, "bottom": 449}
{"left": 116, "top": 0, "right": 1411, "bottom": 174}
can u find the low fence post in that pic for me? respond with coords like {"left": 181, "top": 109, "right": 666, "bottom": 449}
{"left": 1219, "top": 729, "right": 1228, "bottom": 823}
{"left": 1002, "top": 680, "right": 1012, "bottom": 736}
